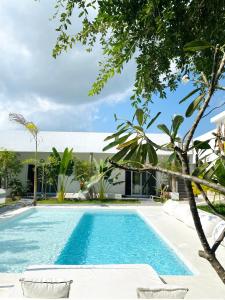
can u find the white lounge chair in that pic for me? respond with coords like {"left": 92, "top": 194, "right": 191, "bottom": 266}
{"left": 163, "top": 200, "right": 223, "bottom": 238}
{"left": 8, "top": 264, "right": 188, "bottom": 299}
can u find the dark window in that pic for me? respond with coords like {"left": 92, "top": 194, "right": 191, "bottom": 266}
{"left": 125, "top": 171, "right": 131, "bottom": 195}
{"left": 27, "top": 164, "right": 57, "bottom": 194}
{"left": 125, "top": 170, "right": 156, "bottom": 196}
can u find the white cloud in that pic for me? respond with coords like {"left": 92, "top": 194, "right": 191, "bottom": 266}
{"left": 0, "top": 0, "right": 136, "bottom": 131}
{"left": 0, "top": 94, "right": 100, "bottom": 131}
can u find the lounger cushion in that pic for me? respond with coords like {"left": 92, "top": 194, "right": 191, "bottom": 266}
{"left": 199, "top": 213, "right": 221, "bottom": 237}
{"left": 183, "top": 211, "right": 221, "bottom": 237}
{"left": 20, "top": 277, "right": 73, "bottom": 298}
{"left": 137, "top": 285, "right": 189, "bottom": 299}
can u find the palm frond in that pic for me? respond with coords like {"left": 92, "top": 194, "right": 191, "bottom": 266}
{"left": 9, "top": 113, "right": 38, "bottom": 138}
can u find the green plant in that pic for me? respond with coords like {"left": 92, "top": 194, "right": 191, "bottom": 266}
{"left": 73, "top": 156, "right": 93, "bottom": 190}
{"left": 9, "top": 113, "right": 39, "bottom": 205}
{"left": 87, "top": 159, "right": 123, "bottom": 200}
{"left": 198, "top": 204, "right": 225, "bottom": 217}
{"left": 53, "top": 1, "right": 224, "bottom": 104}
{"left": 103, "top": 44, "right": 225, "bottom": 282}
{"left": 51, "top": 0, "right": 225, "bottom": 282}
{"left": 50, "top": 147, "right": 74, "bottom": 202}
{"left": 0, "top": 150, "right": 22, "bottom": 189}
{"left": 8, "top": 179, "right": 25, "bottom": 200}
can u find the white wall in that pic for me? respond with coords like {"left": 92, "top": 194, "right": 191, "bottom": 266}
{"left": 9, "top": 151, "right": 174, "bottom": 197}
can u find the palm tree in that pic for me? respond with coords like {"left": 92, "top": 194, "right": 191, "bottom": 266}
{"left": 9, "top": 113, "right": 39, "bottom": 205}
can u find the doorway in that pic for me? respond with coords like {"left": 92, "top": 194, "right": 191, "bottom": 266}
{"left": 125, "top": 170, "right": 156, "bottom": 197}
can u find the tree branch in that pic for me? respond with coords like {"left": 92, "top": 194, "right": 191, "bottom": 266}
{"left": 195, "top": 183, "right": 225, "bottom": 221}
{"left": 202, "top": 101, "right": 225, "bottom": 119}
{"left": 216, "top": 85, "right": 225, "bottom": 91}
{"left": 184, "top": 46, "right": 225, "bottom": 151}
{"left": 211, "top": 228, "right": 225, "bottom": 253}
{"left": 109, "top": 160, "right": 225, "bottom": 194}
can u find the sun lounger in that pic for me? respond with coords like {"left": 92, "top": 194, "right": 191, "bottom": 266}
{"left": 163, "top": 200, "right": 223, "bottom": 238}
{"left": 7, "top": 264, "right": 188, "bottom": 299}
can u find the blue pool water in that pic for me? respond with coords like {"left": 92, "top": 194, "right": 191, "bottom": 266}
{"left": 0, "top": 208, "right": 192, "bottom": 275}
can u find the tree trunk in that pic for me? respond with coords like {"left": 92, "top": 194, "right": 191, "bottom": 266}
{"left": 33, "top": 140, "right": 38, "bottom": 206}
{"left": 181, "top": 153, "right": 225, "bottom": 284}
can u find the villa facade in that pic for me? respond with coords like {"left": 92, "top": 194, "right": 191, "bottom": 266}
{"left": 0, "top": 110, "right": 224, "bottom": 199}
{"left": 0, "top": 131, "right": 175, "bottom": 198}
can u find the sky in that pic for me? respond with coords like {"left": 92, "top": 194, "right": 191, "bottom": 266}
{"left": 0, "top": 0, "right": 224, "bottom": 136}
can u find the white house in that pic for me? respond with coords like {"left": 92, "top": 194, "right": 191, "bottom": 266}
{"left": 3, "top": 109, "right": 224, "bottom": 200}
{"left": 0, "top": 130, "right": 176, "bottom": 198}
{"left": 195, "top": 110, "right": 225, "bottom": 162}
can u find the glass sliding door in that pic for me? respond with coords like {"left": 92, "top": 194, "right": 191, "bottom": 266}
{"left": 130, "top": 171, "right": 156, "bottom": 196}
{"left": 142, "top": 172, "right": 151, "bottom": 195}
{"left": 132, "top": 172, "right": 142, "bottom": 195}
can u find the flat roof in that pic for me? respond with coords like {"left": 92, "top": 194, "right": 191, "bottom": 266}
{"left": 0, "top": 130, "right": 170, "bottom": 154}
{"left": 210, "top": 110, "right": 225, "bottom": 124}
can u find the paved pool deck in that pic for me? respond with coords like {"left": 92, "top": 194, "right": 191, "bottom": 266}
{"left": 0, "top": 205, "right": 224, "bottom": 299}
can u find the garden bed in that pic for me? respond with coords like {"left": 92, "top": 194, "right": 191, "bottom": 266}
{"left": 37, "top": 198, "right": 141, "bottom": 205}
{"left": 198, "top": 203, "right": 225, "bottom": 217}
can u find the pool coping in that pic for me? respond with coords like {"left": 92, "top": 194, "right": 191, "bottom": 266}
{"left": 0, "top": 204, "right": 214, "bottom": 277}
{"left": 0, "top": 205, "right": 224, "bottom": 298}
{"left": 136, "top": 209, "right": 198, "bottom": 276}
{"left": 0, "top": 205, "right": 195, "bottom": 275}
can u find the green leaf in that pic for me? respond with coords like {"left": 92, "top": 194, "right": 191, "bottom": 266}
{"left": 179, "top": 88, "right": 201, "bottom": 104}
{"left": 168, "top": 152, "right": 177, "bottom": 163}
{"left": 103, "top": 134, "right": 130, "bottom": 151}
{"left": 123, "top": 144, "right": 138, "bottom": 160}
{"left": 157, "top": 124, "right": 171, "bottom": 136}
{"left": 133, "top": 125, "right": 143, "bottom": 132}
{"left": 135, "top": 108, "right": 144, "bottom": 126}
{"left": 192, "top": 162, "right": 209, "bottom": 176}
{"left": 78, "top": 11, "right": 84, "bottom": 17}
{"left": 184, "top": 40, "right": 212, "bottom": 52}
{"left": 104, "top": 125, "right": 129, "bottom": 141}
{"left": 147, "top": 143, "right": 158, "bottom": 165}
{"left": 185, "top": 93, "right": 205, "bottom": 117}
{"left": 193, "top": 140, "right": 211, "bottom": 150}
{"left": 140, "top": 143, "right": 148, "bottom": 164}
{"left": 147, "top": 112, "right": 161, "bottom": 129}
{"left": 134, "top": 144, "right": 142, "bottom": 163}
{"left": 117, "top": 137, "right": 139, "bottom": 150}
{"left": 172, "top": 115, "right": 184, "bottom": 138}
{"left": 213, "top": 160, "right": 225, "bottom": 186}
{"left": 111, "top": 146, "right": 130, "bottom": 162}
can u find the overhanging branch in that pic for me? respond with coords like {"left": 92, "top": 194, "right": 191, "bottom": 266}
{"left": 184, "top": 48, "right": 225, "bottom": 151}
{"left": 195, "top": 183, "right": 225, "bottom": 221}
{"left": 211, "top": 228, "right": 225, "bottom": 253}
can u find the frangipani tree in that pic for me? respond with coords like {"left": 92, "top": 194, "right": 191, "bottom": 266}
{"left": 51, "top": 0, "right": 225, "bottom": 283}
{"left": 9, "top": 113, "right": 39, "bottom": 205}
{"left": 103, "top": 43, "right": 225, "bottom": 283}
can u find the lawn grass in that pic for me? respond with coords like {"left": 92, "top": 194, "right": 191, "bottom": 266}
{"left": 0, "top": 198, "right": 20, "bottom": 207}
{"left": 198, "top": 203, "right": 225, "bottom": 216}
{"left": 37, "top": 198, "right": 141, "bottom": 205}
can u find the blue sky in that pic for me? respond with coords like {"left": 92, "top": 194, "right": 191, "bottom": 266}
{"left": 92, "top": 83, "right": 224, "bottom": 136}
{"left": 0, "top": 0, "right": 224, "bottom": 137}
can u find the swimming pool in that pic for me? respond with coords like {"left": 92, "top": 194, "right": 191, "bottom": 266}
{"left": 0, "top": 208, "right": 192, "bottom": 275}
